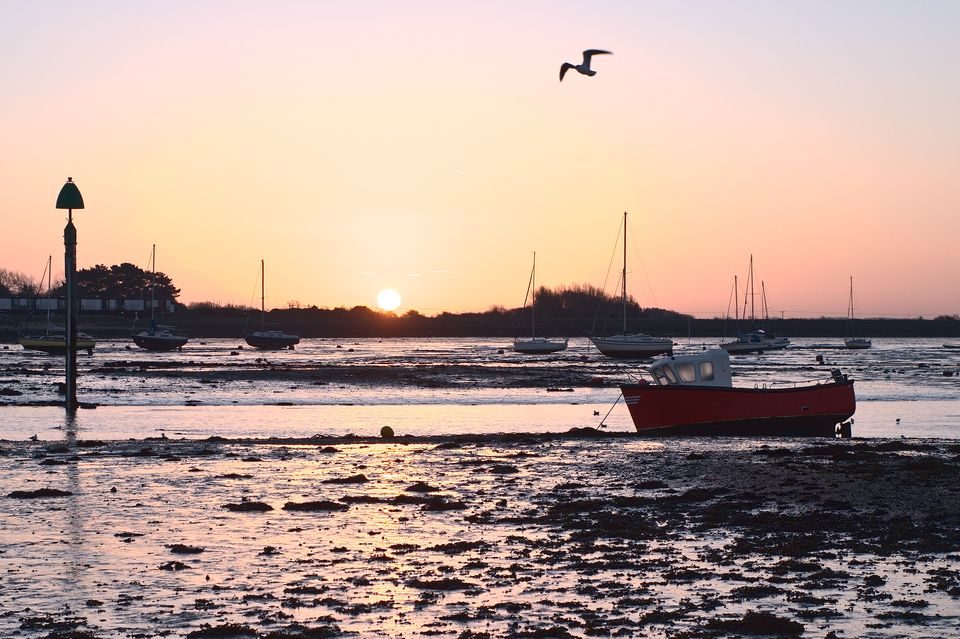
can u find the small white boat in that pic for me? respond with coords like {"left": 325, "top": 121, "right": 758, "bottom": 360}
{"left": 591, "top": 212, "right": 672, "bottom": 359}
{"left": 514, "top": 337, "right": 569, "bottom": 354}
{"left": 844, "top": 276, "right": 871, "bottom": 350}
{"left": 721, "top": 256, "right": 789, "bottom": 354}
{"left": 513, "top": 252, "right": 567, "bottom": 354}
{"left": 722, "top": 330, "right": 790, "bottom": 354}
{"left": 591, "top": 333, "right": 673, "bottom": 358}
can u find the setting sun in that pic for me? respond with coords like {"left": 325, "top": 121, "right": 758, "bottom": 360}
{"left": 376, "top": 289, "right": 402, "bottom": 312}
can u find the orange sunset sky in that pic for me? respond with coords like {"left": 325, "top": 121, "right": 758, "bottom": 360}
{"left": 2, "top": 1, "right": 958, "bottom": 318}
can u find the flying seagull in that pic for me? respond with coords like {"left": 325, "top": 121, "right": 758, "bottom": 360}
{"left": 560, "top": 49, "right": 612, "bottom": 81}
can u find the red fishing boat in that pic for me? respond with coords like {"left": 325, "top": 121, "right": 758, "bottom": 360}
{"left": 620, "top": 349, "right": 855, "bottom": 437}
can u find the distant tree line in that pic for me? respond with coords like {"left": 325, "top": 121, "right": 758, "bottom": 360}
{"left": 0, "top": 263, "right": 180, "bottom": 301}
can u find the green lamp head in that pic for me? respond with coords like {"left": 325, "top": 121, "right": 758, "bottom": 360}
{"left": 56, "top": 177, "right": 85, "bottom": 210}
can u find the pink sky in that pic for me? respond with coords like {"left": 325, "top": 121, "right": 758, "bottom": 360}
{"left": 1, "top": 1, "right": 957, "bottom": 317}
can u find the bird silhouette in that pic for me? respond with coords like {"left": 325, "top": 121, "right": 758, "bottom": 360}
{"left": 560, "top": 49, "right": 612, "bottom": 81}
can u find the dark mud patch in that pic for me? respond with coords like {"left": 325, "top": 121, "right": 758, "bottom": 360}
{"left": 321, "top": 473, "right": 368, "bottom": 484}
{"left": 223, "top": 501, "right": 273, "bottom": 512}
{"left": 167, "top": 544, "right": 205, "bottom": 554}
{"left": 282, "top": 500, "right": 350, "bottom": 512}
{"left": 8, "top": 488, "right": 73, "bottom": 499}
{"left": 706, "top": 610, "right": 804, "bottom": 636}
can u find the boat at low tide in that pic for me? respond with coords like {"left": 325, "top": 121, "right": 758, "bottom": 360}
{"left": 20, "top": 333, "right": 96, "bottom": 356}
{"left": 133, "top": 322, "right": 188, "bottom": 351}
{"left": 721, "top": 329, "right": 790, "bottom": 354}
{"left": 245, "top": 260, "right": 300, "bottom": 350}
{"left": 621, "top": 348, "right": 855, "bottom": 436}
{"left": 513, "top": 252, "right": 568, "bottom": 354}
{"left": 591, "top": 212, "right": 673, "bottom": 359}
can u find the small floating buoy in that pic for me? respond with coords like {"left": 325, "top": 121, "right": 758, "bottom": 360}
{"left": 815, "top": 354, "right": 824, "bottom": 364}
{"left": 896, "top": 418, "right": 901, "bottom": 424}
{"left": 380, "top": 426, "right": 395, "bottom": 438}
{"left": 593, "top": 410, "right": 600, "bottom": 416}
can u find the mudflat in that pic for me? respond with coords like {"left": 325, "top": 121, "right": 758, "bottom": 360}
{"left": 1, "top": 433, "right": 958, "bottom": 638}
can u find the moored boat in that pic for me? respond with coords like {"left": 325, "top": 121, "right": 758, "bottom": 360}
{"left": 592, "top": 334, "right": 673, "bottom": 358}
{"left": 132, "top": 245, "right": 189, "bottom": 352}
{"left": 621, "top": 348, "right": 855, "bottom": 436}
{"left": 20, "top": 333, "right": 96, "bottom": 356}
{"left": 514, "top": 337, "right": 569, "bottom": 354}
{"left": 513, "top": 252, "right": 568, "bottom": 354}
{"left": 19, "top": 256, "right": 98, "bottom": 356}
{"left": 721, "top": 257, "right": 790, "bottom": 354}
{"left": 843, "top": 276, "right": 871, "bottom": 349}
{"left": 721, "top": 329, "right": 790, "bottom": 354}
{"left": 245, "top": 329, "right": 300, "bottom": 350}
{"left": 591, "top": 212, "right": 673, "bottom": 359}
{"left": 245, "top": 260, "right": 300, "bottom": 350}
{"left": 133, "top": 323, "right": 188, "bottom": 351}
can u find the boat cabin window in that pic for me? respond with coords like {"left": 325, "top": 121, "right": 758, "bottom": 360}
{"left": 676, "top": 363, "right": 697, "bottom": 383}
{"left": 652, "top": 367, "right": 670, "bottom": 385}
{"left": 663, "top": 366, "right": 678, "bottom": 384}
{"left": 699, "top": 361, "right": 714, "bottom": 381}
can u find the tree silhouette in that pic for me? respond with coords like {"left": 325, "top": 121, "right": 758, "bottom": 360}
{"left": 48, "top": 263, "right": 180, "bottom": 300}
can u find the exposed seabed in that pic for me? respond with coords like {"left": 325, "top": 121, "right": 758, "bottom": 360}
{"left": 2, "top": 429, "right": 958, "bottom": 638}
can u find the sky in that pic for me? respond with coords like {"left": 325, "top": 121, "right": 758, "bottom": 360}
{"left": 1, "top": 0, "right": 958, "bottom": 318}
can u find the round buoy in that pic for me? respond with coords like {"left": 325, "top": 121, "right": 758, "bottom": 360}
{"left": 380, "top": 426, "right": 395, "bottom": 438}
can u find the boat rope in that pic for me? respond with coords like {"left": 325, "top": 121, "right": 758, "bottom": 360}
{"left": 597, "top": 392, "right": 622, "bottom": 429}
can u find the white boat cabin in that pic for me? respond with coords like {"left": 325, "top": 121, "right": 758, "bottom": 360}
{"left": 648, "top": 349, "right": 733, "bottom": 388}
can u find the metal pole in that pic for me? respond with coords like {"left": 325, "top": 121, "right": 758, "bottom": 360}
{"left": 64, "top": 211, "right": 77, "bottom": 413}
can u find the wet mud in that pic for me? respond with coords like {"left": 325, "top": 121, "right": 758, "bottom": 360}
{"left": 1, "top": 433, "right": 958, "bottom": 637}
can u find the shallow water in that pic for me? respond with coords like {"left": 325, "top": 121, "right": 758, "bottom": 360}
{"left": 2, "top": 336, "right": 958, "bottom": 441}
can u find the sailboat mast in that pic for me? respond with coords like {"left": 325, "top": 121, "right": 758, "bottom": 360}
{"left": 734, "top": 275, "right": 739, "bottom": 324}
{"left": 749, "top": 254, "right": 755, "bottom": 322}
{"left": 761, "top": 280, "right": 768, "bottom": 321}
{"left": 150, "top": 244, "right": 156, "bottom": 321}
{"left": 46, "top": 255, "right": 52, "bottom": 333}
{"left": 622, "top": 211, "right": 628, "bottom": 334}
{"left": 849, "top": 276, "right": 854, "bottom": 321}
{"left": 531, "top": 252, "right": 536, "bottom": 339}
{"left": 260, "top": 259, "right": 266, "bottom": 330}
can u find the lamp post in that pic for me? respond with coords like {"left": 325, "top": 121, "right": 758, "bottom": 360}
{"left": 56, "top": 177, "right": 84, "bottom": 413}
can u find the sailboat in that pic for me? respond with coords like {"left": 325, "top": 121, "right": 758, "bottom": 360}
{"left": 844, "top": 276, "right": 871, "bottom": 349}
{"left": 591, "top": 212, "right": 673, "bottom": 358}
{"left": 721, "top": 255, "right": 789, "bottom": 354}
{"left": 132, "top": 245, "right": 189, "bottom": 351}
{"left": 244, "top": 260, "right": 300, "bottom": 350}
{"left": 513, "top": 252, "right": 568, "bottom": 354}
{"left": 19, "top": 256, "right": 96, "bottom": 355}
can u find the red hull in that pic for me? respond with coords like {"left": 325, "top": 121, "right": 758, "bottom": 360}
{"left": 620, "top": 380, "right": 855, "bottom": 436}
